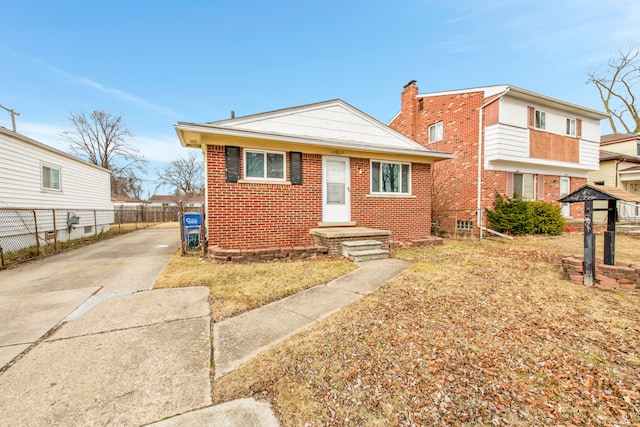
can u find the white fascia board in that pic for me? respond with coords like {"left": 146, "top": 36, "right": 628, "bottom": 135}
{"left": 175, "top": 123, "right": 455, "bottom": 161}
{"left": 417, "top": 84, "right": 509, "bottom": 99}
{"left": 503, "top": 86, "right": 608, "bottom": 120}
{"left": 417, "top": 85, "right": 608, "bottom": 120}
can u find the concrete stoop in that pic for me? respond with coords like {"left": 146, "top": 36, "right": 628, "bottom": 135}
{"left": 342, "top": 240, "right": 389, "bottom": 262}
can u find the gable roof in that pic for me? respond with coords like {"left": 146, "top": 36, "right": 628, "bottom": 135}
{"left": 175, "top": 99, "right": 453, "bottom": 161}
{"left": 560, "top": 184, "right": 640, "bottom": 203}
{"left": 416, "top": 85, "right": 608, "bottom": 120}
{"left": 599, "top": 149, "right": 640, "bottom": 163}
{"left": 601, "top": 133, "right": 640, "bottom": 145}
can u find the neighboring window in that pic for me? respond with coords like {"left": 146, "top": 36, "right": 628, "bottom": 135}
{"left": 371, "top": 161, "right": 411, "bottom": 194}
{"left": 566, "top": 118, "right": 576, "bottom": 136}
{"left": 534, "top": 110, "right": 546, "bottom": 130}
{"left": 428, "top": 122, "right": 443, "bottom": 143}
{"left": 244, "top": 149, "right": 286, "bottom": 180}
{"left": 42, "top": 165, "right": 60, "bottom": 190}
{"left": 456, "top": 220, "right": 472, "bottom": 231}
{"left": 513, "top": 173, "right": 535, "bottom": 200}
{"left": 637, "top": 142, "right": 640, "bottom": 156}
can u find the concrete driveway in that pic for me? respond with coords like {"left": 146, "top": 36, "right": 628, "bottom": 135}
{"left": 0, "top": 225, "right": 180, "bottom": 366}
{"left": 0, "top": 225, "right": 214, "bottom": 426}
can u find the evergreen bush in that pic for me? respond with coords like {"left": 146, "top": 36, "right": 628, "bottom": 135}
{"left": 485, "top": 194, "right": 566, "bottom": 236}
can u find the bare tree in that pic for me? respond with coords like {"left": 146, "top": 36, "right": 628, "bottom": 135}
{"left": 60, "top": 109, "right": 147, "bottom": 195}
{"left": 156, "top": 151, "right": 204, "bottom": 196}
{"left": 587, "top": 44, "right": 640, "bottom": 133}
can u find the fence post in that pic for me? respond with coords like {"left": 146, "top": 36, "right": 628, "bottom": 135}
{"left": 179, "top": 203, "right": 186, "bottom": 256}
{"left": 94, "top": 210, "right": 98, "bottom": 239}
{"left": 33, "top": 209, "right": 41, "bottom": 257}
{"left": 200, "top": 205, "right": 207, "bottom": 258}
{"left": 52, "top": 209, "right": 58, "bottom": 250}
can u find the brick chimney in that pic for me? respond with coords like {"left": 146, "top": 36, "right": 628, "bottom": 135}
{"left": 400, "top": 80, "right": 419, "bottom": 139}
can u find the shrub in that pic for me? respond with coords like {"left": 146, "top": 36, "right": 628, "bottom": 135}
{"left": 530, "top": 201, "right": 566, "bottom": 235}
{"left": 485, "top": 194, "right": 566, "bottom": 236}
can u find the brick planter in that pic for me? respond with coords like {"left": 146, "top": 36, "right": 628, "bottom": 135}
{"left": 561, "top": 256, "right": 640, "bottom": 291}
{"left": 209, "top": 245, "right": 329, "bottom": 263}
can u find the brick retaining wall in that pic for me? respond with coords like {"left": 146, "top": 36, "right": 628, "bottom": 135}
{"left": 562, "top": 256, "right": 640, "bottom": 291}
{"left": 210, "top": 245, "right": 329, "bottom": 263}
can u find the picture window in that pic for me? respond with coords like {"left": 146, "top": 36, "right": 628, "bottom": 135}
{"left": 371, "top": 160, "right": 411, "bottom": 194}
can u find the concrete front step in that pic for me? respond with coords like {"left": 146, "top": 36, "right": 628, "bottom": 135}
{"left": 342, "top": 240, "right": 390, "bottom": 261}
{"left": 341, "top": 240, "right": 383, "bottom": 255}
{"left": 348, "top": 249, "right": 390, "bottom": 262}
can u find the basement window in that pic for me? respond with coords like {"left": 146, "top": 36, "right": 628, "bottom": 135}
{"left": 456, "top": 220, "right": 472, "bottom": 231}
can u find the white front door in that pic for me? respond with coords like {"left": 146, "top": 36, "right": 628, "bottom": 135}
{"left": 322, "top": 156, "right": 350, "bottom": 223}
{"left": 560, "top": 177, "right": 570, "bottom": 218}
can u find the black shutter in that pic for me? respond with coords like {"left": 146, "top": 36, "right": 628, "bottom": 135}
{"left": 290, "top": 152, "right": 302, "bottom": 185}
{"left": 225, "top": 146, "right": 240, "bottom": 182}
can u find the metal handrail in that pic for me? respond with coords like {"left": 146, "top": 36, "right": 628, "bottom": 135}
{"left": 617, "top": 200, "right": 640, "bottom": 223}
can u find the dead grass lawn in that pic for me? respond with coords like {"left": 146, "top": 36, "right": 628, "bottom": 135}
{"left": 155, "top": 255, "right": 357, "bottom": 322}
{"left": 213, "top": 237, "right": 640, "bottom": 426}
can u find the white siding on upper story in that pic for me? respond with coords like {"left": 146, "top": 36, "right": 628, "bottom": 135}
{"left": 0, "top": 130, "right": 112, "bottom": 211}
{"left": 498, "top": 98, "right": 528, "bottom": 128}
{"left": 484, "top": 94, "right": 602, "bottom": 177}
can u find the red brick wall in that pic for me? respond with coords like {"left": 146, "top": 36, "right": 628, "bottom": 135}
{"left": 389, "top": 82, "right": 585, "bottom": 233}
{"left": 350, "top": 158, "right": 432, "bottom": 243}
{"left": 206, "top": 145, "right": 434, "bottom": 249}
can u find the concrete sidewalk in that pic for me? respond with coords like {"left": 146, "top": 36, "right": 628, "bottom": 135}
{"left": 213, "top": 258, "right": 411, "bottom": 379}
{"left": 0, "top": 232, "right": 411, "bottom": 426}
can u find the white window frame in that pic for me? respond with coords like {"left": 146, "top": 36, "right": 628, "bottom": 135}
{"left": 513, "top": 173, "right": 535, "bottom": 200}
{"left": 566, "top": 118, "right": 576, "bottom": 136}
{"left": 428, "top": 122, "right": 443, "bottom": 143}
{"left": 41, "top": 164, "right": 61, "bottom": 191}
{"left": 370, "top": 160, "right": 411, "bottom": 195}
{"left": 534, "top": 109, "right": 546, "bottom": 130}
{"left": 243, "top": 149, "right": 286, "bottom": 181}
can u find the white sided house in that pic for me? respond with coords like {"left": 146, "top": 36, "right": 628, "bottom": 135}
{"left": 0, "top": 126, "right": 112, "bottom": 252}
{"left": 480, "top": 85, "right": 606, "bottom": 177}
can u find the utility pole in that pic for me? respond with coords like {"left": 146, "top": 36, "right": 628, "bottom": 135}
{"left": 0, "top": 103, "right": 20, "bottom": 132}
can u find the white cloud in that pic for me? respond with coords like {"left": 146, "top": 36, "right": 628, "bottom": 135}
{"left": 3, "top": 48, "right": 181, "bottom": 119}
{"left": 133, "top": 133, "right": 193, "bottom": 163}
{"left": 18, "top": 121, "right": 69, "bottom": 152}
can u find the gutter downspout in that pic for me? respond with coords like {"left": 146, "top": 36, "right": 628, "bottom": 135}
{"left": 477, "top": 89, "right": 511, "bottom": 243}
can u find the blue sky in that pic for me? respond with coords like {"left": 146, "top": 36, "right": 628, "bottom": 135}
{"left": 1, "top": 0, "right": 638, "bottom": 194}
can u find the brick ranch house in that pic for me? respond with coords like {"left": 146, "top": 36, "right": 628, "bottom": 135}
{"left": 174, "top": 100, "right": 453, "bottom": 261}
{"left": 389, "top": 81, "right": 608, "bottom": 235}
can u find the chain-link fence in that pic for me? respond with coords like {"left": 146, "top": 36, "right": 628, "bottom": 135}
{"left": 0, "top": 206, "right": 180, "bottom": 269}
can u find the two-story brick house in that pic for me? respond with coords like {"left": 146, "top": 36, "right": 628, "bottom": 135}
{"left": 389, "top": 80, "right": 608, "bottom": 234}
